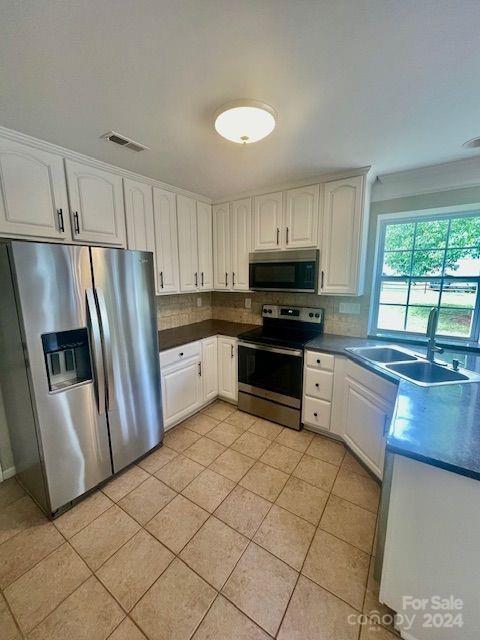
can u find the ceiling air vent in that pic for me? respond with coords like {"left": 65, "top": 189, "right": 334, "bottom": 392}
{"left": 101, "top": 131, "right": 149, "bottom": 152}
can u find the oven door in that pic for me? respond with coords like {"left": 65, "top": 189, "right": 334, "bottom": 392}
{"left": 249, "top": 250, "right": 318, "bottom": 292}
{"left": 238, "top": 342, "right": 303, "bottom": 408}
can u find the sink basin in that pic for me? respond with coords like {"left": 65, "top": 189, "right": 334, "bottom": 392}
{"left": 350, "top": 346, "right": 418, "bottom": 363}
{"left": 386, "top": 361, "right": 477, "bottom": 386}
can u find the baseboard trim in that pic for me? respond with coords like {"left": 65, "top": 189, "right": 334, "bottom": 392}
{"left": 1, "top": 465, "right": 16, "bottom": 480}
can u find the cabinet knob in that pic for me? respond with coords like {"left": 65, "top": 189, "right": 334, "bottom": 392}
{"left": 313, "top": 412, "right": 318, "bottom": 418}
{"left": 315, "top": 383, "right": 319, "bottom": 388}
{"left": 179, "top": 352, "right": 184, "bottom": 357}
{"left": 316, "top": 359, "right": 321, "bottom": 364}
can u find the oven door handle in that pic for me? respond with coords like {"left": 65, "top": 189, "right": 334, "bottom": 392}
{"left": 238, "top": 341, "right": 303, "bottom": 357}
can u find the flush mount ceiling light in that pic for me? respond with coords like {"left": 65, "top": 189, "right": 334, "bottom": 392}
{"left": 463, "top": 137, "right": 480, "bottom": 148}
{"left": 214, "top": 100, "right": 277, "bottom": 144}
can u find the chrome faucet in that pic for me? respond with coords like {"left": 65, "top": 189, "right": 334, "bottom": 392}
{"left": 426, "top": 307, "right": 444, "bottom": 362}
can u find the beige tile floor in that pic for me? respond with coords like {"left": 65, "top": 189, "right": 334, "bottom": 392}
{"left": 0, "top": 400, "right": 399, "bottom": 640}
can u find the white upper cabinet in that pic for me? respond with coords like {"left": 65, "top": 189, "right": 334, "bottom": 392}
{"left": 123, "top": 178, "right": 155, "bottom": 254}
{"left": 0, "top": 138, "right": 70, "bottom": 240}
{"left": 153, "top": 187, "right": 179, "bottom": 294}
{"left": 253, "top": 192, "right": 283, "bottom": 250}
{"left": 284, "top": 185, "right": 319, "bottom": 249}
{"left": 176, "top": 194, "right": 199, "bottom": 292}
{"left": 320, "top": 175, "right": 368, "bottom": 295}
{"left": 196, "top": 201, "right": 213, "bottom": 290}
{"left": 231, "top": 198, "right": 252, "bottom": 290}
{"left": 213, "top": 203, "right": 231, "bottom": 290}
{"left": 65, "top": 159, "right": 126, "bottom": 246}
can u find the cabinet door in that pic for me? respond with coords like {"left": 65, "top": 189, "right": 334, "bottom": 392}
{"left": 196, "top": 201, "right": 213, "bottom": 290}
{"left": 343, "top": 376, "right": 390, "bottom": 478}
{"left": 176, "top": 194, "right": 198, "bottom": 292}
{"left": 202, "top": 337, "right": 218, "bottom": 403}
{"left": 285, "top": 185, "right": 319, "bottom": 249}
{"left": 0, "top": 138, "right": 69, "bottom": 240}
{"left": 320, "top": 175, "right": 365, "bottom": 295}
{"left": 218, "top": 337, "right": 237, "bottom": 401}
{"left": 161, "top": 356, "right": 202, "bottom": 428}
{"left": 124, "top": 179, "right": 155, "bottom": 254}
{"left": 213, "top": 203, "right": 231, "bottom": 290}
{"left": 153, "top": 188, "right": 179, "bottom": 294}
{"left": 231, "top": 198, "right": 252, "bottom": 290}
{"left": 253, "top": 192, "right": 283, "bottom": 250}
{"left": 65, "top": 159, "right": 125, "bottom": 246}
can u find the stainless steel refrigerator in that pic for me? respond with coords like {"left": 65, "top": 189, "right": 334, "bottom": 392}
{"left": 0, "top": 240, "right": 163, "bottom": 516}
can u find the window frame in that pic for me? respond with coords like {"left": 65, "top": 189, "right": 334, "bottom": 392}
{"left": 369, "top": 205, "right": 480, "bottom": 343}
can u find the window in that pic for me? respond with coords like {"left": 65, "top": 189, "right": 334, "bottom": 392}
{"left": 371, "top": 210, "right": 480, "bottom": 342}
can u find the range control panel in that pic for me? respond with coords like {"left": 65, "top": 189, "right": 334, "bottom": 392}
{"left": 262, "top": 305, "right": 324, "bottom": 324}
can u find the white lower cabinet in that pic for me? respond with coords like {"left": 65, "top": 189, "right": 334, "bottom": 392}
{"left": 302, "top": 350, "right": 334, "bottom": 431}
{"left": 218, "top": 337, "right": 238, "bottom": 401}
{"left": 201, "top": 337, "right": 218, "bottom": 402}
{"left": 339, "top": 360, "right": 397, "bottom": 478}
{"left": 303, "top": 353, "right": 397, "bottom": 478}
{"left": 160, "top": 345, "right": 203, "bottom": 429}
{"left": 160, "top": 336, "right": 237, "bottom": 429}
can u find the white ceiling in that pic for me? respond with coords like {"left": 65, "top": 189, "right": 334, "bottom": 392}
{"left": 1, "top": 0, "right": 480, "bottom": 200}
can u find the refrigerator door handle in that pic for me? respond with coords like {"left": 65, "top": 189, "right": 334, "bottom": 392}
{"left": 96, "top": 288, "right": 114, "bottom": 412}
{"left": 86, "top": 288, "right": 106, "bottom": 415}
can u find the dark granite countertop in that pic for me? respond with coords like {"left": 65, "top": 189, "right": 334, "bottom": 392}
{"left": 305, "top": 333, "right": 480, "bottom": 481}
{"left": 158, "top": 320, "right": 258, "bottom": 352}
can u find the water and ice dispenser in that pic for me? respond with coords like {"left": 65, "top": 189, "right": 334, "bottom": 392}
{"left": 42, "top": 328, "right": 93, "bottom": 392}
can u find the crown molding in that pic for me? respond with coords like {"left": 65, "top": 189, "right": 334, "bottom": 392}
{"left": 212, "top": 165, "right": 373, "bottom": 204}
{"left": 0, "top": 125, "right": 212, "bottom": 204}
{"left": 372, "top": 155, "right": 480, "bottom": 202}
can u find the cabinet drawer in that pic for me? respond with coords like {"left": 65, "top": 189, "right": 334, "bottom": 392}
{"left": 160, "top": 341, "right": 200, "bottom": 368}
{"left": 305, "top": 350, "right": 334, "bottom": 371}
{"left": 302, "top": 396, "right": 331, "bottom": 430}
{"left": 304, "top": 368, "right": 333, "bottom": 401}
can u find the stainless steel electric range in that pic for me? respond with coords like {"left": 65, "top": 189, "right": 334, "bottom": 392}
{"left": 237, "top": 304, "right": 324, "bottom": 429}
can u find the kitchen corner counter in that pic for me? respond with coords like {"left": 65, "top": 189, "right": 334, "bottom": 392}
{"left": 158, "top": 320, "right": 258, "bottom": 352}
{"left": 306, "top": 333, "right": 480, "bottom": 482}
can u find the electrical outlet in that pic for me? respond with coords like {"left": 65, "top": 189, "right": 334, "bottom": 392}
{"left": 196, "top": 297, "right": 202, "bottom": 308}
{"left": 245, "top": 298, "right": 252, "bottom": 309}
{"left": 339, "top": 302, "right": 361, "bottom": 315}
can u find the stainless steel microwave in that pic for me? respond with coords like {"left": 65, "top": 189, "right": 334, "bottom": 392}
{"left": 249, "top": 249, "right": 319, "bottom": 292}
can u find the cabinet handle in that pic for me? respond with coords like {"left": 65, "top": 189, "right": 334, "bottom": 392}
{"left": 194, "top": 272, "right": 198, "bottom": 287}
{"left": 276, "top": 227, "right": 280, "bottom": 245}
{"left": 73, "top": 211, "right": 80, "bottom": 235}
{"left": 231, "top": 344, "right": 234, "bottom": 358}
{"left": 321, "top": 270, "right": 325, "bottom": 289}
{"left": 383, "top": 414, "right": 390, "bottom": 437}
{"left": 201, "top": 272, "right": 204, "bottom": 287}
{"left": 57, "top": 208, "right": 65, "bottom": 233}
{"left": 198, "top": 362, "right": 202, "bottom": 377}
{"left": 232, "top": 272, "right": 235, "bottom": 287}
{"left": 286, "top": 227, "right": 289, "bottom": 244}
{"left": 160, "top": 271, "right": 164, "bottom": 289}
{"left": 225, "top": 272, "right": 228, "bottom": 287}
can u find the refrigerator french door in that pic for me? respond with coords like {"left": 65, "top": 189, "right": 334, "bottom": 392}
{"left": 0, "top": 241, "right": 163, "bottom": 516}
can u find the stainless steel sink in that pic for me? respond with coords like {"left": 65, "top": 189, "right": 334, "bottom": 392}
{"left": 350, "top": 346, "right": 418, "bottom": 363}
{"left": 385, "top": 361, "right": 477, "bottom": 386}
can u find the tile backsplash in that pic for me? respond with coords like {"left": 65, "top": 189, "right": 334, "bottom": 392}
{"left": 157, "top": 291, "right": 370, "bottom": 337}
{"left": 156, "top": 292, "right": 212, "bottom": 330}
